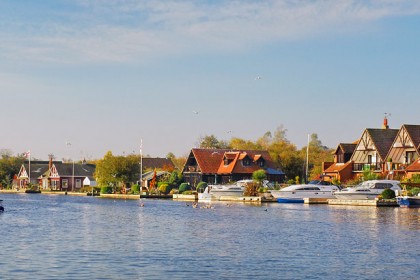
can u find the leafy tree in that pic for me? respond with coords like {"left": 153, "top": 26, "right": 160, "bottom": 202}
{"left": 199, "top": 135, "right": 230, "bottom": 149}
{"left": 95, "top": 151, "right": 140, "bottom": 190}
{"left": 252, "top": 169, "right": 266, "bottom": 186}
{"left": 0, "top": 150, "right": 24, "bottom": 188}
{"left": 229, "top": 137, "right": 260, "bottom": 150}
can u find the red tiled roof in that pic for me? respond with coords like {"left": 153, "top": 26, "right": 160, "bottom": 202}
{"left": 323, "top": 161, "right": 353, "bottom": 173}
{"left": 406, "top": 159, "right": 420, "bottom": 172}
{"left": 191, "top": 148, "right": 275, "bottom": 175}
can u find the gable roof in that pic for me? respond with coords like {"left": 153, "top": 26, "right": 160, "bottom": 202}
{"left": 19, "top": 161, "right": 61, "bottom": 179}
{"left": 366, "top": 128, "right": 399, "bottom": 161}
{"left": 334, "top": 143, "right": 357, "bottom": 155}
{"left": 403, "top": 125, "right": 420, "bottom": 151}
{"left": 189, "top": 148, "right": 278, "bottom": 175}
{"left": 52, "top": 163, "right": 96, "bottom": 177}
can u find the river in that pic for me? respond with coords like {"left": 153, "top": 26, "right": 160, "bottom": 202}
{"left": 0, "top": 194, "right": 419, "bottom": 279}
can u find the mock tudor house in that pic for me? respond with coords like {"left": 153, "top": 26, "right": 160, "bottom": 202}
{"left": 182, "top": 148, "right": 285, "bottom": 187}
{"left": 322, "top": 117, "right": 420, "bottom": 183}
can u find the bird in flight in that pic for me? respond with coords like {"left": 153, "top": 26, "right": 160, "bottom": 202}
{"left": 255, "top": 76, "right": 262, "bottom": 80}
{"left": 193, "top": 110, "right": 199, "bottom": 115}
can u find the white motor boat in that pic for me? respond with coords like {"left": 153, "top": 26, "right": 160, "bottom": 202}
{"left": 333, "top": 180, "right": 401, "bottom": 200}
{"left": 270, "top": 180, "right": 341, "bottom": 203}
{"left": 205, "top": 179, "right": 253, "bottom": 200}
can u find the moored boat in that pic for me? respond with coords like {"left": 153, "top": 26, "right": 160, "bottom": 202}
{"left": 396, "top": 195, "right": 420, "bottom": 208}
{"left": 206, "top": 179, "right": 254, "bottom": 200}
{"left": 270, "top": 180, "right": 341, "bottom": 203}
{"left": 334, "top": 180, "right": 401, "bottom": 200}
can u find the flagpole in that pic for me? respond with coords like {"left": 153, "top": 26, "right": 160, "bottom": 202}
{"left": 28, "top": 150, "right": 31, "bottom": 185}
{"left": 140, "top": 139, "right": 143, "bottom": 192}
{"left": 306, "top": 134, "right": 310, "bottom": 183}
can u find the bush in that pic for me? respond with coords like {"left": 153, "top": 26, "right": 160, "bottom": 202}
{"left": 409, "top": 187, "right": 420, "bottom": 196}
{"left": 158, "top": 183, "right": 171, "bottom": 194}
{"left": 196, "top": 182, "right": 208, "bottom": 192}
{"left": 178, "top": 183, "right": 192, "bottom": 194}
{"left": 381, "top": 188, "right": 396, "bottom": 199}
{"left": 100, "top": 186, "right": 113, "bottom": 194}
{"left": 131, "top": 184, "right": 140, "bottom": 194}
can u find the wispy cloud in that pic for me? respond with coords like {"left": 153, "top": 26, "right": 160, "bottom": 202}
{"left": 1, "top": 0, "right": 420, "bottom": 64}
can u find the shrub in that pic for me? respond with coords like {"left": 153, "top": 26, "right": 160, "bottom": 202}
{"left": 243, "top": 182, "right": 258, "bottom": 196}
{"left": 409, "top": 187, "right": 420, "bottom": 196}
{"left": 196, "top": 182, "right": 208, "bottom": 192}
{"left": 381, "top": 188, "right": 396, "bottom": 199}
{"left": 158, "top": 183, "right": 171, "bottom": 194}
{"left": 131, "top": 184, "right": 140, "bottom": 194}
{"left": 178, "top": 183, "right": 192, "bottom": 194}
{"left": 100, "top": 186, "right": 113, "bottom": 194}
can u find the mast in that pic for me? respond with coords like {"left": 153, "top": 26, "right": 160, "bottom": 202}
{"left": 140, "top": 139, "right": 143, "bottom": 191}
{"left": 306, "top": 134, "right": 310, "bottom": 183}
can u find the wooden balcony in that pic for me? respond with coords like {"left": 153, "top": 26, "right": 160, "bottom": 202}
{"left": 353, "top": 162, "right": 382, "bottom": 172}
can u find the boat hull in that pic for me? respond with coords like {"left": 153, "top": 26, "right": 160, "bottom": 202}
{"left": 333, "top": 193, "right": 378, "bottom": 200}
{"left": 277, "top": 197, "right": 304, "bottom": 203}
{"left": 396, "top": 196, "right": 420, "bottom": 208}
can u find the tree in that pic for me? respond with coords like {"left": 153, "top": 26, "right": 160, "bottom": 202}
{"left": 0, "top": 151, "right": 24, "bottom": 188}
{"left": 95, "top": 151, "right": 140, "bottom": 191}
{"left": 229, "top": 137, "right": 260, "bottom": 150}
{"left": 199, "top": 135, "right": 229, "bottom": 149}
{"left": 304, "top": 133, "right": 334, "bottom": 180}
{"left": 252, "top": 169, "right": 267, "bottom": 186}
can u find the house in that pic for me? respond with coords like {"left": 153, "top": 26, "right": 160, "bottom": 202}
{"left": 16, "top": 160, "right": 60, "bottom": 188}
{"left": 385, "top": 125, "right": 420, "bottom": 171}
{"left": 16, "top": 158, "right": 96, "bottom": 191}
{"left": 42, "top": 162, "right": 96, "bottom": 191}
{"left": 322, "top": 117, "right": 420, "bottom": 183}
{"left": 350, "top": 127, "right": 399, "bottom": 174}
{"left": 322, "top": 143, "right": 356, "bottom": 182}
{"left": 182, "top": 148, "right": 285, "bottom": 187}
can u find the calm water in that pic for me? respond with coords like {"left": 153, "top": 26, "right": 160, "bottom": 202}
{"left": 0, "top": 194, "right": 419, "bottom": 280}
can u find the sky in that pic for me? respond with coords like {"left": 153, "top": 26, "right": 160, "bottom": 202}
{"left": 1, "top": 0, "right": 420, "bottom": 161}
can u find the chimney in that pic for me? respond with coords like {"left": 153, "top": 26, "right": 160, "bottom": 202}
{"left": 48, "top": 154, "right": 54, "bottom": 169}
{"left": 382, "top": 114, "right": 389, "bottom": 129}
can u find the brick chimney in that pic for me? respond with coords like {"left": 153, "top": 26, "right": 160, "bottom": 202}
{"left": 382, "top": 114, "right": 389, "bottom": 129}
{"left": 48, "top": 154, "right": 54, "bottom": 169}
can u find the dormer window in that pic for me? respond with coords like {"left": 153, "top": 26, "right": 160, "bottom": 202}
{"left": 242, "top": 158, "right": 251, "bottom": 166}
{"left": 257, "top": 158, "right": 265, "bottom": 167}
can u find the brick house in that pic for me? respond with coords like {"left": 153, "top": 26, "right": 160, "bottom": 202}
{"left": 182, "top": 148, "right": 285, "bottom": 187}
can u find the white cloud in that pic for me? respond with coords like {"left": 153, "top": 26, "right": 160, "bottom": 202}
{"left": 1, "top": 0, "right": 420, "bottom": 64}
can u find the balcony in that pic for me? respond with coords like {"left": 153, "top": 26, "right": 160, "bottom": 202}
{"left": 353, "top": 162, "right": 382, "bottom": 172}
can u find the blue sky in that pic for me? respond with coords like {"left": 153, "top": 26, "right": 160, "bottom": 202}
{"left": 1, "top": 0, "right": 420, "bottom": 161}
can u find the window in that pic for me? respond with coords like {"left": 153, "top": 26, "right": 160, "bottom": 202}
{"left": 62, "top": 179, "right": 68, "bottom": 188}
{"left": 242, "top": 158, "right": 251, "bottom": 166}
{"left": 76, "top": 179, "right": 82, "bottom": 188}
{"left": 406, "top": 151, "right": 415, "bottom": 164}
{"left": 367, "top": 155, "right": 372, "bottom": 164}
{"left": 258, "top": 158, "right": 265, "bottom": 167}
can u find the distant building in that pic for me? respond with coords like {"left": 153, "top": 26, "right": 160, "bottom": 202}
{"left": 16, "top": 158, "right": 96, "bottom": 191}
{"left": 182, "top": 148, "right": 285, "bottom": 187}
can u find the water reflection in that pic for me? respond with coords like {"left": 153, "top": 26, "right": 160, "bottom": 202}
{"left": 0, "top": 194, "right": 419, "bottom": 279}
